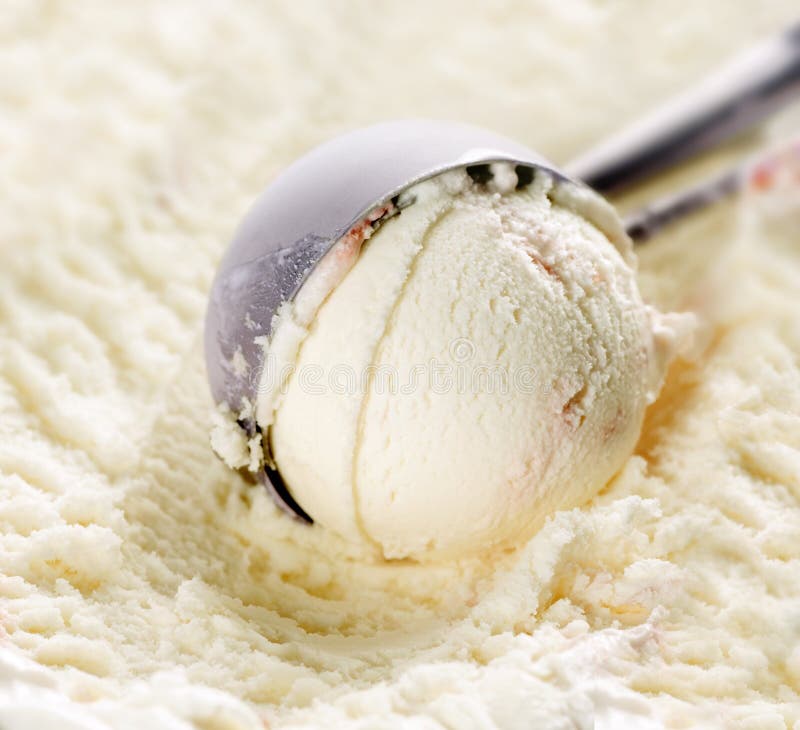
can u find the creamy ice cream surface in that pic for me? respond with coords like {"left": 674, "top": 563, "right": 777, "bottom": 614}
{"left": 267, "top": 168, "right": 683, "bottom": 560}
{"left": 1, "top": 2, "right": 799, "bottom": 730}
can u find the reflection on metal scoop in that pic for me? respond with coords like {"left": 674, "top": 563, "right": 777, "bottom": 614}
{"left": 204, "top": 24, "right": 800, "bottom": 520}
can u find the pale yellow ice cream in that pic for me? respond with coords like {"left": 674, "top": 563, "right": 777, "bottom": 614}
{"left": 268, "top": 168, "right": 684, "bottom": 560}
{"left": 0, "top": 2, "right": 799, "bottom": 730}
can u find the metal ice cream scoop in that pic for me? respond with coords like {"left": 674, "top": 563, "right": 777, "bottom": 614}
{"left": 204, "top": 23, "right": 800, "bottom": 519}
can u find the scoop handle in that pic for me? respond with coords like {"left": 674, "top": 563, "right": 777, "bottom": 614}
{"left": 566, "top": 22, "right": 800, "bottom": 193}
{"left": 625, "top": 136, "right": 800, "bottom": 243}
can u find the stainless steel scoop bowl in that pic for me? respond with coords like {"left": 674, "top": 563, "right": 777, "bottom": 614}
{"left": 205, "top": 23, "right": 800, "bottom": 520}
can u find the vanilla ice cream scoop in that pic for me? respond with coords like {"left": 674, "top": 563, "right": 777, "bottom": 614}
{"left": 268, "top": 169, "right": 678, "bottom": 559}
{"left": 204, "top": 121, "right": 690, "bottom": 561}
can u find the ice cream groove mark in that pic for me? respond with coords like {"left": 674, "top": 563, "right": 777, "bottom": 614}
{"left": 350, "top": 209, "right": 456, "bottom": 558}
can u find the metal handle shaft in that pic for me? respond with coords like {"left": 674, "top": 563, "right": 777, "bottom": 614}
{"left": 566, "top": 22, "right": 800, "bottom": 194}
{"left": 625, "top": 137, "right": 800, "bottom": 243}
{"left": 624, "top": 165, "right": 741, "bottom": 243}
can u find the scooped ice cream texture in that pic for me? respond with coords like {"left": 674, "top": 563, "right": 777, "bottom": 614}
{"left": 256, "top": 167, "right": 688, "bottom": 560}
{"left": 3, "top": 3, "right": 799, "bottom": 729}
